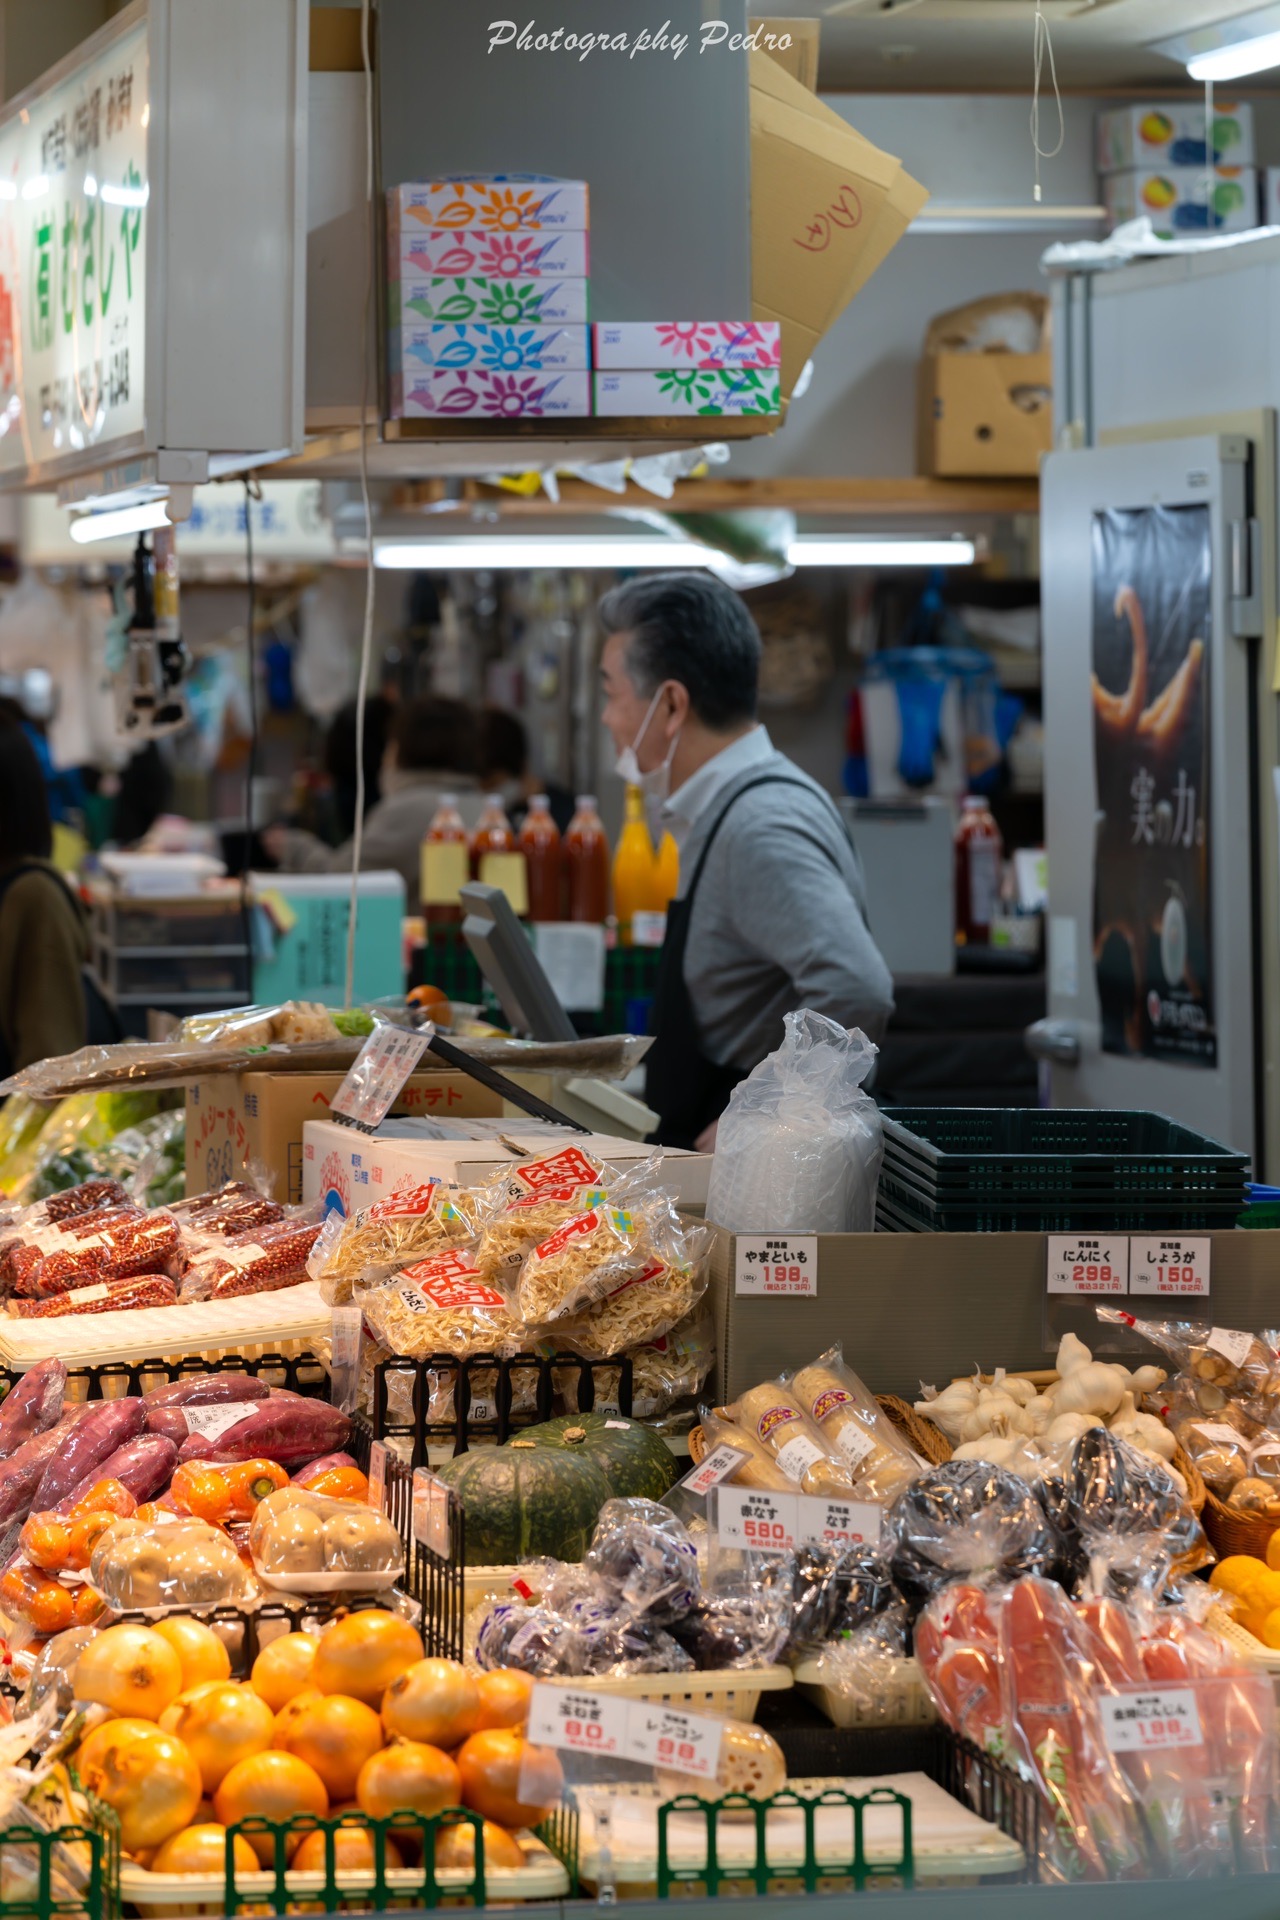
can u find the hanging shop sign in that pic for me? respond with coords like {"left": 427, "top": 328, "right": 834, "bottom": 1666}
{"left": 1090, "top": 505, "right": 1216, "bottom": 1067}
{"left": 0, "top": 0, "right": 305, "bottom": 495}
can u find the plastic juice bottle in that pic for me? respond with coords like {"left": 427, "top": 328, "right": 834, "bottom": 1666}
{"left": 420, "top": 793, "right": 469, "bottom": 926}
{"left": 563, "top": 794, "right": 610, "bottom": 923}
{"left": 519, "top": 793, "right": 562, "bottom": 921}
{"left": 612, "top": 786, "right": 660, "bottom": 944}
{"left": 654, "top": 831, "right": 680, "bottom": 911}
{"left": 470, "top": 794, "right": 516, "bottom": 879}
{"left": 954, "top": 795, "right": 1004, "bottom": 945}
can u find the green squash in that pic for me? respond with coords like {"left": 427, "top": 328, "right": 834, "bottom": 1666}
{"left": 434, "top": 1414, "right": 678, "bottom": 1566}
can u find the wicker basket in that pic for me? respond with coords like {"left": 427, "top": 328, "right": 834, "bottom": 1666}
{"left": 1200, "top": 1483, "right": 1278, "bottom": 1561}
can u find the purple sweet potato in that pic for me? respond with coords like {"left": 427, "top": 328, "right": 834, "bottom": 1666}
{"left": 143, "top": 1373, "right": 273, "bottom": 1410}
{"left": 30, "top": 1398, "right": 146, "bottom": 1511}
{"left": 0, "top": 1408, "right": 89, "bottom": 1528}
{"left": 53, "top": 1433, "right": 179, "bottom": 1513}
{"left": 0, "top": 1359, "right": 66, "bottom": 1457}
{"left": 176, "top": 1395, "right": 350, "bottom": 1466}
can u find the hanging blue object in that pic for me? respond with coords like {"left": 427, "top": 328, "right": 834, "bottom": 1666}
{"left": 264, "top": 637, "right": 295, "bottom": 713}
{"left": 864, "top": 645, "right": 996, "bottom": 791}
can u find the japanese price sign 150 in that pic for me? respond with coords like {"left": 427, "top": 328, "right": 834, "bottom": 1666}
{"left": 0, "top": 17, "right": 148, "bottom": 480}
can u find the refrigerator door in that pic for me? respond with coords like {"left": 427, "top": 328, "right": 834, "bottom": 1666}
{"left": 1041, "top": 433, "right": 1258, "bottom": 1161}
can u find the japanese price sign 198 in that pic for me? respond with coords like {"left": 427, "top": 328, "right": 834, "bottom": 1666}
{"left": 734, "top": 1235, "right": 818, "bottom": 1297}
{"left": 1098, "top": 1686, "right": 1203, "bottom": 1753}
{"left": 1045, "top": 1234, "right": 1129, "bottom": 1296}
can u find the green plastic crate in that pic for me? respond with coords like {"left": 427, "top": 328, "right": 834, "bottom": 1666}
{"left": 0, "top": 1799, "right": 120, "bottom": 1920}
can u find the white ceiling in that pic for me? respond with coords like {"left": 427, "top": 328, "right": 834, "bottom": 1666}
{"left": 762, "top": 0, "right": 1280, "bottom": 90}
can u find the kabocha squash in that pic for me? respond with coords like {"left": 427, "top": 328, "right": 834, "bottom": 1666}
{"left": 435, "top": 1414, "right": 677, "bottom": 1566}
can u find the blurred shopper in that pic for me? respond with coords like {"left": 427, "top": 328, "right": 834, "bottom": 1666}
{"left": 113, "top": 742, "right": 175, "bottom": 848}
{"left": 0, "top": 721, "right": 91, "bottom": 1073}
{"left": 325, "top": 661, "right": 401, "bottom": 841}
{"left": 598, "top": 572, "right": 894, "bottom": 1150}
{"left": 265, "top": 695, "right": 483, "bottom": 910}
{"left": 478, "top": 705, "right": 574, "bottom": 834}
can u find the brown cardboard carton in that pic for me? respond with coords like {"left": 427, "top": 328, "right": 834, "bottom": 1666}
{"left": 917, "top": 349, "right": 1052, "bottom": 478}
{"left": 750, "top": 17, "right": 820, "bottom": 92}
{"left": 748, "top": 53, "right": 926, "bottom": 394}
{"left": 185, "top": 1067, "right": 551, "bottom": 1204}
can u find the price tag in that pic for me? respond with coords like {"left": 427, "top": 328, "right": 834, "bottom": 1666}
{"left": 626, "top": 1703, "right": 724, "bottom": 1780}
{"left": 182, "top": 1400, "right": 259, "bottom": 1441}
{"left": 1207, "top": 1326, "right": 1254, "bottom": 1368}
{"left": 1129, "top": 1237, "right": 1210, "bottom": 1297}
{"left": 330, "top": 1024, "right": 432, "bottom": 1134}
{"left": 411, "top": 1467, "right": 451, "bottom": 1558}
{"left": 734, "top": 1235, "right": 818, "bottom": 1297}
{"left": 329, "top": 1306, "right": 363, "bottom": 1415}
{"left": 368, "top": 1440, "right": 388, "bottom": 1514}
{"left": 799, "top": 1494, "right": 882, "bottom": 1548}
{"left": 62, "top": 1283, "right": 111, "bottom": 1305}
{"left": 1098, "top": 1687, "right": 1203, "bottom": 1752}
{"left": 713, "top": 1486, "right": 798, "bottom": 1552}
{"left": 1045, "top": 1234, "right": 1129, "bottom": 1295}
{"left": 678, "top": 1444, "right": 750, "bottom": 1500}
{"left": 527, "top": 1683, "right": 630, "bottom": 1758}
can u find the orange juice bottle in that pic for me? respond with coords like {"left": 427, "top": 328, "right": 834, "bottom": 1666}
{"left": 654, "top": 831, "right": 680, "bottom": 911}
{"left": 563, "top": 794, "right": 610, "bottom": 923}
{"left": 420, "top": 793, "right": 469, "bottom": 925}
{"left": 612, "top": 786, "right": 660, "bottom": 944}
{"left": 519, "top": 794, "right": 562, "bottom": 921}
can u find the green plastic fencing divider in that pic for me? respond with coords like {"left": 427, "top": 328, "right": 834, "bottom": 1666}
{"left": 656, "top": 1784, "right": 914, "bottom": 1899}
{"left": 224, "top": 1808, "right": 488, "bottom": 1916}
{"left": 536, "top": 1796, "right": 581, "bottom": 1897}
{"left": 0, "top": 1799, "right": 121, "bottom": 1920}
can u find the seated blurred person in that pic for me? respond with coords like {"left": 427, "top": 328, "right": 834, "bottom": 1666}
{"left": 264, "top": 695, "right": 483, "bottom": 911}
{"left": 0, "top": 719, "right": 91, "bottom": 1073}
{"left": 479, "top": 705, "right": 574, "bottom": 834}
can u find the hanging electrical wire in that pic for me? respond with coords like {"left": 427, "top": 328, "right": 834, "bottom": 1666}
{"left": 1030, "top": 0, "right": 1064, "bottom": 204}
{"left": 344, "top": 0, "right": 378, "bottom": 1011}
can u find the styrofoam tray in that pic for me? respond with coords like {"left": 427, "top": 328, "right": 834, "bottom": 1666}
{"left": 121, "top": 1827, "right": 568, "bottom": 1912}
{"left": 572, "top": 1774, "right": 1024, "bottom": 1884}
{"left": 793, "top": 1655, "right": 936, "bottom": 1730}
{"left": 0, "top": 1281, "right": 332, "bottom": 1370}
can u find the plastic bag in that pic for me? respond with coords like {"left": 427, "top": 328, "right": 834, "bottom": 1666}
{"left": 89, "top": 1515, "right": 256, "bottom": 1612}
{"left": 1039, "top": 1427, "right": 1209, "bottom": 1597}
{"left": 787, "top": 1345, "right": 920, "bottom": 1502}
{"left": 516, "top": 1191, "right": 675, "bottom": 1326}
{"left": 583, "top": 1498, "right": 700, "bottom": 1625}
{"left": 888, "top": 1461, "right": 1055, "bottom": 1602}
{"left": 307, "top": 1183, "right": 479, "bottom": 1301}
{"left": 1097, "top": 1306, "right": 1280, "bottom": 1406}
{"left": 179, "top": 1213, "right": 322, "bottom": 1302}
{"left": 9, "top": 1209, "right": 182, "bottom": 1299}
{"left": 705, "top": 1012, "right": 884, "bottom": 1232}
{"left": 656, "top": 1721, "right": 787, "bottom": 1810}
{"left": 249, "top": 1485, "right": 403, "bottom": 1592}
{"left": 554, "top": 1305, "right": 715, "bottom": 1422}
{"left": 670, "top": 1590, "right": 792, "bottom": 1669}
{"left": 550, "top": 1223, "right": 711, "bottom": 1361}
{"left": 727, "top": 1381, "right": 856, "bottom": 1496}
{"left": 360, "top": 1251, "right": 529, "bottom": 1360}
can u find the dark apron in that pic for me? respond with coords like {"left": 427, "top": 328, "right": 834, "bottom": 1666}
{"left": 645, "top": 774, "right": 833, "bottom": 1150}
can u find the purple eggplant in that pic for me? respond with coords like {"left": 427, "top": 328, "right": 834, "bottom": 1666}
{"left": 0, "top": 1408, "right": 89, "bottom": 1529}
{"left": 143, "top": 1373, "right": 273, "bottom": 1410}
{"left": 177, "top": 1395, "right": 351, "bottom": 1467}
{"left": 53, "top": 1434, "right": 179, "bottom": 1514}
{"left": 30, "top": 1399, "right": 146, "bottom": 1512}
{"left": 0, "top": 1359, "right": 66, "bottom": 1458}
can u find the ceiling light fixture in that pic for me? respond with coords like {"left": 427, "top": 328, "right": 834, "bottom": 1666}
{"left": 371, "top": 534, "right": 977, "bottom": 571}
{"left": 1153, "top": 3, "right": 1280, "bottom": 79}
{"left": 68, "top": 499, "right": 175, "bottom": 544}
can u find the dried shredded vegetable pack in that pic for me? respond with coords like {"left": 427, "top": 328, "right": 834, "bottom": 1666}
{"left": 554, "top": 1304, "right": 715, "bottom": 1419}
{"left": 307, "top": 1182, "right": 479, "bottom": 1303}
{"left": 551, "top": 1225, "right": 712, "bottom": 1361}
{"left": 359, "top": 1247, "right": 529, "bottom": 1360}
{"left": 515, "top": 1185, "right": 680, "bottom": 1326}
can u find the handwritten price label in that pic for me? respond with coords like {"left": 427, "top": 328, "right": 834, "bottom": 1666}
{"left": 1045, "top": 1235, "right": 1129, "bottom": 1296}
{"left": 1098, "top": 1687, "right": 1202, "bottom": 1752}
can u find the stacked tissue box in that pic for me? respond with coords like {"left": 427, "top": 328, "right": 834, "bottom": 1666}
{"left": 591, "top": 321, "right": 782, "bottom": 417}
{"left": 388, "top": 175, "right": 592, "bottom": 419}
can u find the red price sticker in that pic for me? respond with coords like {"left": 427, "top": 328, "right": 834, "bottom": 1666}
{"left": 1098, "top": 1687, "right": 1202, "bottom": 1752}
{"left": 1045, "top": 1234, "right": 1129, "bottom": 1296}
{"left": 1129, "top": 1237, "right": 1210, "bottom": 1298}
{"left": 802, "top": 1495, "right": 882, "bottom": 1548}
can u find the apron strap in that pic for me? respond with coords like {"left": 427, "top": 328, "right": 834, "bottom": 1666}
{"left": 680, "top": 772, "right": 847, "bottom": 907}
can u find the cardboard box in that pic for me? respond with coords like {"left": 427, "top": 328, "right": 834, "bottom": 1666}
{"left": 750, "top": 17, "right": 820, "bottom": 93}
{"left": 592, "top": 368, "right": 780, "bottom": 417}
{"left": 390, "top": 368, "right": 591, "bottom": 420}
{"left": 302, "top": 1116, "right": 711, "bottom": 1214}
{"left": 705, "top": 1223, "right": 1280, "bottom": 1404}
{"left": 186, "top": 1069, "right": 552, "bottom": 1206}
{"left": 388, "top": 276, "right": 589, "bottom": 326}
{"left": 917, "top": 349, "right": 1052, "bottom": 478}
{"left": 1096, "top": 101, "right": 1253, "bottom": 176}
{"left": 592, "top": 321, "right": 780, "bottom": 370}
{"left": 387, "top": 322, "right": 590, "bottom": 373}
{"left": 748, "top": 52, "right": 926, "bottom": 394}
{"left": 395, "top": 230, "right": 590, "bottom": 278}
{"left": 1104, "top": 166, "right": 1258, "bottom": 238}
{"left": 387, "top": 176, "right": 589, "bottom": 233}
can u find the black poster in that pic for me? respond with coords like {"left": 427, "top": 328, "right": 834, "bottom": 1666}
{"left": 1090, "top": 505, "right": 1215, "bottom": 1066}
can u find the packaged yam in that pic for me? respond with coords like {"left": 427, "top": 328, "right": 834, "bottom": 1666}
{"left": 788, "top": 1344, "right": 919, "bottom": 1501}
{"left": 698, "top": 1404, "right": 792, "bottom": 1492}
{"left": 360, "top": 1247, "right": 528, "bottom": 1361}
{"left": 728, "top": 1383, "right": 855, "bottom": 1496}
{"left": 306, "top": 1182, "right": 478, "bottom": 1302}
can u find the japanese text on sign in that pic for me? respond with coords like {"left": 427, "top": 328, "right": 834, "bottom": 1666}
{"left": 1098, "top": 1687, "right": 1203, "bottom": 1753}
{"left": 734, "top": 1235, "right": 818, "bottom": 1296}
{"left": 1128, "top": 1237, "right": 1210, "bottom": 1297}
{"left": 330, "top": 1025, "right": 432, "bottom": 1133}
{"left": 1046, "top": 1235, "right": 1129, "bottom": 1295}
{"left": 713, "top": 1486, "right": 881, "bottom": 1552}
{"left": 677, "top": 1444, "right": 751, "bottom": 1499}
{"left": 626, "top": 1704, "right": 724, "bottom": 1780}
{"left": 527, "top": 1684, "right": 629, "bottom": 1758}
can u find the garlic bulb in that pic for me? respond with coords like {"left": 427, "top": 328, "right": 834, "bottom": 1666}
{"left": 1045, "top": 1412, "right": 1105, "bottom": 1445}
{"left": 1056, "top": 1332, "right": 1093, "bottom": 1378}
{"left": 1053, "top": 1364, "right": 1128, "bottom": 1419}
{"left": 1129, "top": 1365, "right": 1168, "bottom": 1398}
{"left": 914, "top": 1380, "right": 977, "bottom": 1441}
{"left": 951, "top": 1436, "right": 1019, "bottom": 1466}
{"left": 959, "top": 1397, "right": 1035, "bottom": 1442}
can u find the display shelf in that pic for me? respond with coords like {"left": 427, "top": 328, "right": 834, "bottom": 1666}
{"left": 395, "top": 473, "right": 1041, "bottom": 517}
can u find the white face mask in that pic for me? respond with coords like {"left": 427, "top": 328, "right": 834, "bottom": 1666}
{"left": 614, "top": 684, "right": 680, "bottom": 821}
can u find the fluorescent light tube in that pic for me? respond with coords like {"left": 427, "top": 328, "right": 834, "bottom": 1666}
{"left": 1187, "top": 28, "right": 1280, "bottom": 75}
{"left": 68, "top": 500, "right": 173, "bottom": 544}
{"left": 373, "top": 535, "right": 976, "bottom": 571}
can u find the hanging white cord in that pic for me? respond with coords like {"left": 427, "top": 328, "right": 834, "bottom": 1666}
{"left": 344, "top": 0, "right": 377, "bottom": 1010}
{"left": 1203, "top": 76, "right": 1215, "bottom": 229}
{"left": 1030, "top": 1, "right": 1064, "bottom": 203}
